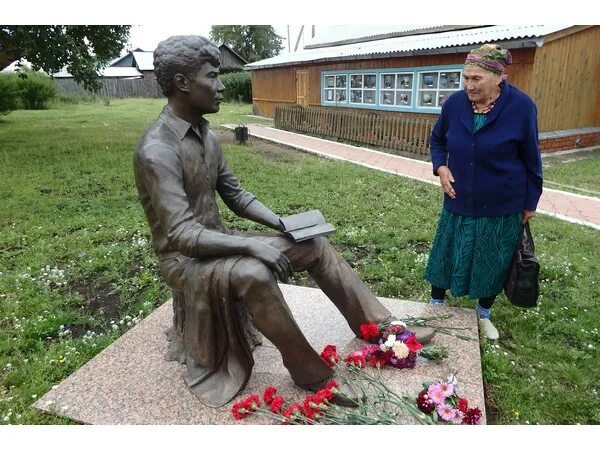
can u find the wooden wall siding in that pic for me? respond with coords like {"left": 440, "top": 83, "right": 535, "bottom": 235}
{"left": 275, "top": 105, "right": 436, "bottom": 156}
{"left": 251, "top": 68, "right": 297, "bottom": 117}
{"left": 531, "top": 26, "right": 600, "bottom": 132}
{"left": 306, "top": 48, "right": 535, "bottom": 106}
{"left": 252, "top": 48, "right": 536, "bottom": 118}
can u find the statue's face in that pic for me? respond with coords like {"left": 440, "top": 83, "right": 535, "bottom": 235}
{"left": 182, "top": 62, "right": 225, "bottom": 115}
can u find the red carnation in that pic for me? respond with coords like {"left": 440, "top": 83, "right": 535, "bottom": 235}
{"left": 405, "top": 335, "right": 423, "bottom": 352}
{"left": 263, "top": 386, "right": 278, "bottom": 404}
{"left": 416, "top": 389, "right": 435, "bottom": 414}
{"left": 282, "top": 404, "right": 304, "bottom": 424}
{"left": 462, "top": 407, "right": 482, "bottom": 425}
{"left": 325, "top": 380, "right": 339, "bottom": 393}
{"left": 231, "top": 401, "right": 250, "bottom": 420}
{"left": 359, "top": 322, "right": 380, "bottom": 341}
{"left": 344, "top": 351, "right": 366, "bottom": 368}
{"left": 320, "top": 345, "right": 340, "bottom": 367}
{"left": 242, "top": 394, "right": 260, "bottom": 411}
{"left": 269, "top": 396, "right": 285, "bottom": 414}
{"left": 315, "top": 388, "right": 334, "bottom": 402}
{"left": 458, "top": 397, "right": 469, "bottom": 414}
{"left": 368, "top": 349, "right": 393, "bottom": 368}
{"left": 303, "top": 393, "right": 329, "bottom": 421}
{"left": 303, "top": 394, "right": 321, "bottom": 420}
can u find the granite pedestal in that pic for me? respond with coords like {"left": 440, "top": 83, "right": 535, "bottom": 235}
{"left": 34, "top": 284, "right": 486, "bottom": 424}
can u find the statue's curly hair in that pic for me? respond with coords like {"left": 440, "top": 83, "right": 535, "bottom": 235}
{"left": 153, "top": 35, "right": 221, "bottom": 96}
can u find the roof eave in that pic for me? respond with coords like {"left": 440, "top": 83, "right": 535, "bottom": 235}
{"left": 245, "top": 38, "right": 543, "bottom": 71}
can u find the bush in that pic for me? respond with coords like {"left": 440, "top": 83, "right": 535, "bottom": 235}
{"left": 16, "top": 70, "right": 57, "bottom": 109}
{"left": 0, "top": 73, "right": 21, "bottom": 115}
{"left": 220, "top": 71, "right": 252, "bottom": 103}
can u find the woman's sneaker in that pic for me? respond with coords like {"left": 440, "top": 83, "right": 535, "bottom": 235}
{"left": 478, "top": 318, "right": 499, "bottom": 340}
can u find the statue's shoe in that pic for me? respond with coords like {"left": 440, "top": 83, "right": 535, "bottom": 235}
{"left": 304, "top": 379, "right": 365, "bottom": 408}
{"left": 409, "top": 326, "right": 436, "bottom": 345}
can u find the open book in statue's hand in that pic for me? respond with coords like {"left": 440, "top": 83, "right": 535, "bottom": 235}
{"left": 279, "top": 210, "right": 336, "bottom": 242}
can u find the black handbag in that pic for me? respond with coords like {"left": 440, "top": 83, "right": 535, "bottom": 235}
{"left": 504, "top": 222, "right": 540, "bottom": 308}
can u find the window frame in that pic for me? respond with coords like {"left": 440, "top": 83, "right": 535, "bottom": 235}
{"left": 321, "top": 65, "right": 463, "bottom": 114}
{"left": 349, "top": 73, "right": 378, "bottom": 106}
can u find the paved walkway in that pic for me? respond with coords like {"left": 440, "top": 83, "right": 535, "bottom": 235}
{"left": 227, "top": 124, "right": 600, "bottom": 231}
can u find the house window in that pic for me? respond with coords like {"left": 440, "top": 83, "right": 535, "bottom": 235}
{"left": 380, "top": 73, "right": 413, "bottom": 107}
{"left": 349, "top": 74, "right": 376, "bottom": 105}
{"left": 321, "top": 66, "right": 463, "bottom": 113}
{"left": 417, "top": 70, "right": 462, "bottom": 108}
{"left": 324, "top": 75, "right": 347, "bottom": 103}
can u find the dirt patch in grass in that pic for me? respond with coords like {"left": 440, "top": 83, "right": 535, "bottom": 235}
{"left": 409, "top": 241, "right": 429, "bottom": 254}
{"left": 70, "top": 276, "right": 120, "bottom": 323}
{"left": 213, "top": 127, "right": 310, "bottom": 163}
{"left": 483, "top": 381, "right": 500, "bottom": 424}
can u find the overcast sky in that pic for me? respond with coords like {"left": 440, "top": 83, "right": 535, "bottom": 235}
{"left": 127, "top": 25, "right": 308, "bottom": 55}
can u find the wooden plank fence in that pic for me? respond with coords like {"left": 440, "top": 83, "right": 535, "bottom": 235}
{"left": 274, "top": 105, "right": 436, "bottom": 156}
{"left": 54, "top": 77, "right": 163, "bottom": 98}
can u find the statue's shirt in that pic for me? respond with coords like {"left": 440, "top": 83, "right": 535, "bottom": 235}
{"left": 133, "top": 106, "right": 256, "bottom": 259}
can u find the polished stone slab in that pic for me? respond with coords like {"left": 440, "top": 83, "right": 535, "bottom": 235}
{"left": 34, "top": 284, "right": 486, "bottom": 424}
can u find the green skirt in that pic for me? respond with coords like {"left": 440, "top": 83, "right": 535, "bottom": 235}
{"left": 424, "top": 208, "right": 522, "bottom": 299}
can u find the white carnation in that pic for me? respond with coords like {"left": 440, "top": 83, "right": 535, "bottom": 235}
{"left": 392, "top": 342, "right": 410, "bottom": 359}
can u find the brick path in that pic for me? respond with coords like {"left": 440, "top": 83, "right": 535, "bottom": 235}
{"left": 230, "top": 124, "right": 600, "bottom": 231}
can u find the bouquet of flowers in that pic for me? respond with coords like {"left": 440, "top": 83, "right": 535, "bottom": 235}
{"left": 416, "top": 373, "right": 482, "bottom": 425}
{"left": 354, "top": 320, "right": 423, "bottom": 369}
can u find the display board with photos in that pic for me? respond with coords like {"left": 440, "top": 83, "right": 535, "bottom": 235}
{"left": 417, "top": 70, "right": 462, "bottom": 107}
{"left": 322, "top": 67, "right": 462, "bottom": 110}
{"left": 349, "top": 73, "right": 377, "bottom": 104}
{"left": 324, "top": 75, "right": 348, "bottom": 103}
{"left": 380, "top": 73, "right": 413, "bottom": 107}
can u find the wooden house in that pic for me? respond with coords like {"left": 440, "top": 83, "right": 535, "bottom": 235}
{"left": 51, "top": 43, "right": 247, "bottom": 99}
{"left": 246, "top": 25, "right": 600, "bottom": 152}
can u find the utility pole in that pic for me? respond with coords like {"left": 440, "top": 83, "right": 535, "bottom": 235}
{"left": 294, "top": 25, "right": 305, "bottom": 52}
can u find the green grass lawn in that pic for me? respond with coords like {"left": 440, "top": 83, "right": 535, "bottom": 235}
{"left": 0, "top": 99, "right": 599, "bottom": 425}
{"left": 542, "top": 152, "right": 600, "bottom": 198}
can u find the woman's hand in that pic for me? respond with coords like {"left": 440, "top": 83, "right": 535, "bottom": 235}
{"left": 437, "top": 166, "right": 456, "bottom": 199}
{"left": 522, "top": 210, "right": 536, "bottom": 224}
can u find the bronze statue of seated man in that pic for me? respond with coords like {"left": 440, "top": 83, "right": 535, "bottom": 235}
{"left": 133, "top": 35, "right": 434, "bottom": 408}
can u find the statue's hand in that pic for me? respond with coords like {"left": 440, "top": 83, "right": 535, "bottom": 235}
{"left": 247, "top": 239, "right": 293, "bottom": 283}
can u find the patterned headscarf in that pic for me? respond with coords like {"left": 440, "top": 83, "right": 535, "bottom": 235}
{"left": 464, "top": 43, "right": 512, "bottom": 79}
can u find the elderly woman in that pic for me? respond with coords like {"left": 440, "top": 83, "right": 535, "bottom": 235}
{"left": 424, "top": 43, "right": 543, "bottom": 339}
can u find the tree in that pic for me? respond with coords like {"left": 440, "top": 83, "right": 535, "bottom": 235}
{"left": 0, "top": 26, "right": 131, "bottom": 91}
{"left": 209, "top": 26, "right": 283, "bottom": 63}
